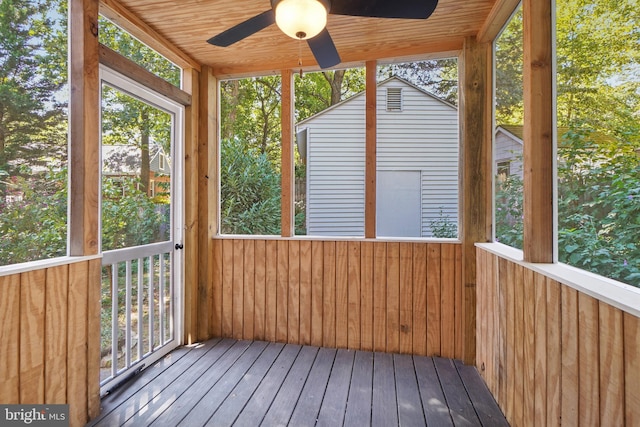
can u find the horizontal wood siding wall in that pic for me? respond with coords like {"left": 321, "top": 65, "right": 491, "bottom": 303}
{"left": 476, "top": 247, "right": 640, "bottom": 426}
{"left": 206, "top": 239, "right": 464, "bottom": 358}
{"left": 0, "top": 259, "right": 101, "bottom": 427}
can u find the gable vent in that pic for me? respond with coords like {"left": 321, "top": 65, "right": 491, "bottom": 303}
{"left": 386, "top": 87, "right": 403, "bottom": 111}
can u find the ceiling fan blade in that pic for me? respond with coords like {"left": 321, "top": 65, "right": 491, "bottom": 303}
{"left": 207, "top": 10, "right": 275, "bottom": 47}
{"left": 307, "top": 28, "right": 341, "bottom": 69}
{"left": 330, "top": 0, "right": 438, "bottom": 19}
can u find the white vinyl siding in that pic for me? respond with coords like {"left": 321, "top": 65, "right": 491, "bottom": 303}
{"left": 494, "top": 128, "right": 523, "bottom": 179}
{"left": 301, "top": 77, "right": 459, "bottom": 237}
{"left": 377, "top": 79, "right": 458, "bottom": 237}
{"left": 304, "top": 95, "right": 366, "bottom": 236}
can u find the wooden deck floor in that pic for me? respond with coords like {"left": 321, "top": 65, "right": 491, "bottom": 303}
{"left": 88, "top": 338, "right": 508, "bottom": 426}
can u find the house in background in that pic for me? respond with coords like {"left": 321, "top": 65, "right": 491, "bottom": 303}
{"left": 102, "top": 142, "right": 171, "bottom": 197}
{"left": 297, "top": 76, "right": 459, "bottom": 237}
{"left": 495, "top": 125, "right": 524, "bottom": 179}
{"left": 494, "top": 124, "right": 625, "bottom": 180}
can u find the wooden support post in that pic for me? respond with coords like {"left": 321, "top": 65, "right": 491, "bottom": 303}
{"left": 198, "top": 66, "right": 218, "bottom": 341}
{"left": 460, "top": 37, "right": 492, "bottom": 364}
{"left": 281, "top": 69, "right": 294, "bottom": 237}
{"left": 365, "top": 61, "right": 377, "bottom": 239}
{"left": 183, "top": 67, "right": 199, "bottom": 344}
{"left": 69, "top": 0, "right": 99, "bottom": 256}
{"left": 68, "top": 1, "right": 101, "bottom": 423}
{"left": 523, "top": 0, "right": 555, "bottom": 263}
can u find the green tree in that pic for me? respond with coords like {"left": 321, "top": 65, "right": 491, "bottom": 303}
{"left": 220, "top": 76, "right": 283, "bottom": 166}
{"left": 295, "top": 69, "right": 366, "bottom": 122}
{"left": 494, "top": 7, "right": 523, "bottom": 125}
{"left": 0, "top": 0, "right": 67, "bottom": 198}
{"left": 556, "top": 0, "right": 639, "bottom": 138}
{"left": 495, "top": 2, "right": 640, "bottom": 135}
{"left": 0, "top": 0, "right": 68, "bottom": 265}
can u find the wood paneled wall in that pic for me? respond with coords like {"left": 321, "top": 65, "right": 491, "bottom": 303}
{"left": 203, "top": 239, "right": 464, "bottom": 358}
{"left": 476, "top": 247, "right": 640, "bottom": 426}
{"left": 0, "top": 259, "right": 101, "bottom": 427}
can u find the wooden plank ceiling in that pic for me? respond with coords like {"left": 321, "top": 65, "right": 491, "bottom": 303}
{"left": 111, "top": 0, "right": 498, "bottom": 77}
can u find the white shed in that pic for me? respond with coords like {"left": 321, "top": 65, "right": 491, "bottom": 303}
{"left": 297, "top": 77, "right": 459, "bottom": 237}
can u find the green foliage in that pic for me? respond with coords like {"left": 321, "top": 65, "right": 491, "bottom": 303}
{"left": 557, "top": 128, "right": 640, "bottom": 286}
{"left": 0, "top": 0, "right": 68, "bottom": 196}
{"left": 0, "top": 0, "right": 68, "bottom": 266}
{"left": 496, "top": 128, "right": 640, "bottom": 287}
{"left": 495, "top": 1, "right": 639, "bottom": 287}
{"left": 495, "top": 174, "right": 524, "bottom": 249}
{"left": 494, "top": 7, "right": 524, "bottom": 125}
{"left": 556, "top": 0, "right": 640, "bottom": 138}
{"left": 220, "top": 76, "right": 282, "bottom": 166}
{"left": 0, "top": 168, "right": 67, "bottom": 266}
{"left": 220, "top": 138, "right": 281, "bottom": 235}
{"left": 295, "top": 69, "right": 366, "bottom": 121}
{"left": 98, "top": 17, "right": 180, "bottom": 87}
{"left": 294, "top": 199, "right": 306, "bottom": 236}
{"left": 428, "top": 209, "right": 458, "bottom": 238}
{"left": 101, "top": 177, "right": 169, "bottom": 251}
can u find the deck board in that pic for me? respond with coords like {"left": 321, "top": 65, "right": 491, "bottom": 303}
{"left": 343, "top": 351, "right": 373, "bottom": 426}
{"left": 371, "top": 352, "right": 399, "bottom": 427}
{"left": 128, "top": 339, "right": 250, "bottom": 427}
{"left": 316, "top": 349, "right": 355, "bottom": 427}
{"left": 258, "top": 345, "right": 315, "bottom": 426}
{"left": 288, "top": 347, "right": 336, "bottom": 427}
{"left": 176, "top": 340, "right": 269, "bottom": 426}
{"left": 395, "top": 353, "right": 426, "bottom": 426}
{"left": 90, "top": 338, "right": 508, "bottom": 426}
{"left": 414, "top": 355, "right": 454, "bottom": 426}
{"left": 434, "top": 357, "right": 483, "bottom": 426}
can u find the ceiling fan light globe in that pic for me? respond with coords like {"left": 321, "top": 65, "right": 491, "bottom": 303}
{"left": 274, "top": 0, "right": 328, "bottom": 40}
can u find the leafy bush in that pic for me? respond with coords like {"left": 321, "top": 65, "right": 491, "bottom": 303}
{"left": 101, "top": 177, "right": 169, "bottom": 251}
{"left": 496, "top": 127, "right": 640, "bottom": 287}
{"left": 557, "top": 127, "right": 640, "bottom": 286}
{"left": 429, "top": 208, "right": 458, "bottom": 238}
{"left": 495, "top": 174, "right": 524, "bottom": 249}
{"left": 220, "top": 138, "right": 281, "bottom": 234}
{"left": 0, "top": 168, "right": 67, "bottom": 266}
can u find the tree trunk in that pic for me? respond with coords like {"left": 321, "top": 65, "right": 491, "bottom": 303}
{"left": 0, "top": 122, "right": 6, "bottom": 200}
{"left": 323, "top": 69, "right": 346, "bottom": 106}
{"left": 140, "top": 110, "right": 151, "bottom": 196}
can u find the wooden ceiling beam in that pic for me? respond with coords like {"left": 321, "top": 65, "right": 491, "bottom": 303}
{"left": 99, "top": 0, "right": 201, "bottom": 72}
{"left": 476, "top": 0, "right": 521, "bottom": 44}
{"left": 212, "top": 40, "right": 464, "bottom": 79}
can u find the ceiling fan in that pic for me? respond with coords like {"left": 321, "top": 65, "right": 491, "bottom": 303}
{"left": 207, "top": 0, "right": 439, "bottom": 69}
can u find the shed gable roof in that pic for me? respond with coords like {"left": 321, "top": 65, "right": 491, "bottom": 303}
{"left": 296, "top": 76, "right": 456, "bottom": 127}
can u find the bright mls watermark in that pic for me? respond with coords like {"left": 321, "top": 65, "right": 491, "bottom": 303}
{"left": 0, "top": 405, "right": 68, "bottom": 427}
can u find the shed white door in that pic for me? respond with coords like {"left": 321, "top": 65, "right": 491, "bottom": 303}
{"left": 377, "top": 171, "right": 422, "bottom": 237}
